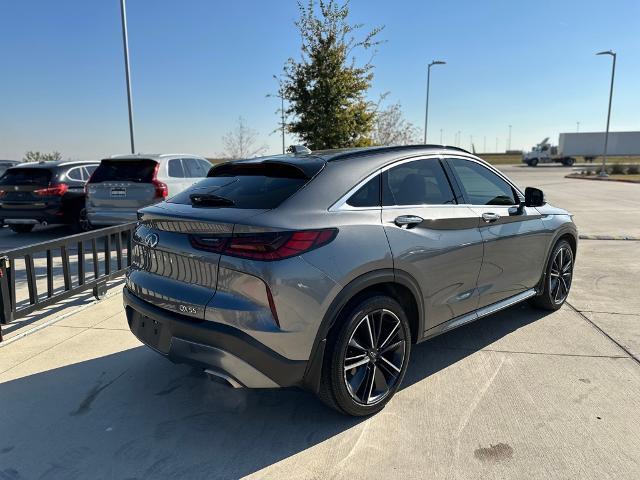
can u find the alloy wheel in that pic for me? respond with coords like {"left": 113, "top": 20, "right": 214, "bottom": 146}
{"left": 343, "top": 308, "right": 406, "bottom": 405}
{"left": 549, "top": 245, "right": 573, "bottom": 304}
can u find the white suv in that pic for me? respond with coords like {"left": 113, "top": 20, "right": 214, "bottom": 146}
{"left": 85, "top": 153, "right": 211, "bottom": 226}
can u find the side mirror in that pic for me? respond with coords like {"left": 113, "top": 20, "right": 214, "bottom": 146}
{"left": 525, "top": 187, "right": 545, "bottom": 207}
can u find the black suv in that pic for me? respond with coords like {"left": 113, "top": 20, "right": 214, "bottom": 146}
{"left": 0, "top": 161, "right": 99, "bottom": 233}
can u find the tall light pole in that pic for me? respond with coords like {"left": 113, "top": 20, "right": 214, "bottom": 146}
{"left": 507, "top": 125, "right": 512, "bottom": 151}
{"left": 596, "top": 50, "right": 616, "bottom": 177}
{"left": 119, "top": 0, "right": 135, "bottom": 154}
{"left": 576, "top": 121, "right": 580, "bottom": 132}
{"left": 424, "top": 60, "right": 446, "bottom": 143}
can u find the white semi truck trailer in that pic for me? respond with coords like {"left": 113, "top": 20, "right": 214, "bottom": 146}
{"left": 522, "top": 131, "right": 640, "bottom": 166}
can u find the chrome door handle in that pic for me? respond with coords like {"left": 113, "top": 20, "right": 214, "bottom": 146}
{"left": 482, "top": 212, "right": 500, "bottom": 223}
{"left": 394, "top": 215, "right": 423, "bottom": 228}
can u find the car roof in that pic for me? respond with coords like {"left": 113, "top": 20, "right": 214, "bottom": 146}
{"left": 220, "top": 145, "right": 473, "bottom": 174}
{"left": 107, "top": 153, "right": 206, "bottom": 161}
{"left": 8, "top": 160, "right": 99, "bottom": 169}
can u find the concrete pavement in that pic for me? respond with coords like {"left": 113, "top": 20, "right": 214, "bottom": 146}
{"left": 1, "top": 164, "right": 639, "bottom": 479}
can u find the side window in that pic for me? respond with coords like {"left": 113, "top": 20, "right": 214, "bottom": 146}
{"left": 66, "top": 167, "right": 84, "bottom": 182}
{"left": 382, "top": 159, "right": 456, "bottom": 206}
{"left": 199, "top": 159, "right": 212, "bottom": 176}
{"left": 183, "top": 158, "right": 208, "bottom": 177}
{"left": 168, "top": 159, "right": 185, "bottom": 178}
{"left": 346, "top": 174, "right": 380, "bottom": 207}
{"left": 84, "top": 166, "right": 97, "bottom": 179}
{"left": 447, "top": 158, "right": 517, "bottom": 206}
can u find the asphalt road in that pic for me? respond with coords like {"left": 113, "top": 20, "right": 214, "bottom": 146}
{"left": 0, "top": 164, "right": 639, "bottom": 479}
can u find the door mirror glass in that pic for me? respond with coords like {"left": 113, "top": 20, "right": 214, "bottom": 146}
{"left": 525, "top": 187, "right": 545, "bottom": 207}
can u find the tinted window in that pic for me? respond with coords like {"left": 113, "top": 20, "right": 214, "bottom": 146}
{"left": 0, "top": 168, "right": 52, "bottom": 186}
{"left": 183, "top": 158, "right": 209, "bottom": 177}
{"left": 169, "top": 163, "right": 309, "bottom": 209}
{"left": 89, "top": 160, "right": 157, "bottom": 183}
{"left": 66, "top": 167, "right": 84, "bottom": 181}
{"left": 383, "top": 159, "right": 456, "bottom": 206}
{"left": 84, "top": 166, "right": 97, "bottom": 178}
{"left": 447, "top": 159, "right": 516, "bottom": 205}
{"left": 168, "top": 159, "right": 185, "bottom": 178}
{"left": 346, "top": 175, "right": 380, "bottom": 207}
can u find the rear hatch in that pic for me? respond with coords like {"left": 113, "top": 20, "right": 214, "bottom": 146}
{"left": 127, "top": 159, "right": 324, "bottom": 319}
{"left": 0, "top": 168, "right": 54, "bottom": 208}
{"left": 86, "top": 159, "right": 161, "bottom": 211}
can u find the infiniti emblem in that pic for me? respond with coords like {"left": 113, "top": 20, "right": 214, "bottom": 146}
{"left": 143, "top": 233, "right": 159, "bottom": 248}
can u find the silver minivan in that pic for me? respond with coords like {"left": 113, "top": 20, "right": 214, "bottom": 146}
{"left": 85, "top": 154, "right": 211, "bottom": 226}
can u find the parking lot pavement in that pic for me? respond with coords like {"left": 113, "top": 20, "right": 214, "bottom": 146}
{"left": 500, "top": 164, "right": 640, "bottom": 238}
{"left": 0, "top": 224, "right": 75, "bottom": 251}
{"left": 2, "top": 251, "right": 640, "bottom": 479}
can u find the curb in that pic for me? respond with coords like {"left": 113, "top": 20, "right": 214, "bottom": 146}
{"left": 579, "top": 234, "right": 640, "bottom": 241}
{"left": 565, "top": 174, "right": 640, "bottom": 184}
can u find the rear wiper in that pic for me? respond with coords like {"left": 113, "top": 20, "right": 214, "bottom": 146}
{"left": 189, "top": 193, "right": 235, "bottom": 207}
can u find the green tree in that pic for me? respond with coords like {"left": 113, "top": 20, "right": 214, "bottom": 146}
{"left": 282, "top": 0, "right": 383, "bottom": 150}
{"left": 23, "top": 151, "right": 62, "bottom": 162}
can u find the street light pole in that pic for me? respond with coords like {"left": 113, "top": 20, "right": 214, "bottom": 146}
{"left": 424, "top": 60, "right": 446, "bottom": 144}
{"left": 119, "top": 0, "right": 135, "bottom": 154}
{"left": 596, "top": 50, "right": 617, "bottom": 177}
{"left": 576, "top": 121, "right": 580, "bottom": 132}
{"left": 507, "top": 125, "right": 512, "bottom": 151}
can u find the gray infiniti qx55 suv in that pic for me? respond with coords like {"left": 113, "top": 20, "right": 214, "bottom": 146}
{"left": 124, "top": 145, "right": 577, "bottom": 416}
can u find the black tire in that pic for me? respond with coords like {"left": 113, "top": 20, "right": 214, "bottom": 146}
{"left": 9, "top": 224, "right": 34, "bottom": 234}
{"left": 72, "top": 207, "right": 92, "bottom": 233}
{"left": 528, "top": 158, "right": 539, "bottom": 167}
{"left": 318, "top": 295, "right": 411, "bottom": 416}
{"left": 562, "top": 157, "right": 575, "bottom": 167}
{"left": 530, "top": 239, "right": 574, "bottom": 311}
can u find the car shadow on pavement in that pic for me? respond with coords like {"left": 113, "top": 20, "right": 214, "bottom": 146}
{"left": 0, "top": 303, "right": 548, "bottom": 479}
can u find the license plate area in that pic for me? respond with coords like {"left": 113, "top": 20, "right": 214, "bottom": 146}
{"left": 129, "top": 310, "right": 171, "bottom": 353}
{"left": 111, "top": 187, "right": 126, "bottom": 197}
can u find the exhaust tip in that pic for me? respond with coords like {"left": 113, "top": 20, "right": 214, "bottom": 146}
{"left": 204, "top": 368, "right": 243, "bottom": 388}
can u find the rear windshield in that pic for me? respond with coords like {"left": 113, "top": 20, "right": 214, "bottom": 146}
{"left": 168, "top": 162, "right": 312, "bottom": 209}
{"left": 89, "top": 159, "right": 157, "bottom": 183}
{"left": 0, "top": 168, "right": 52, "bottom": 186}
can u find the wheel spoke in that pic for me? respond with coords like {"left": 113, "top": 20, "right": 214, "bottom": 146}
{"left": 344, "top": 355, "right": 369, "bottom": 371}
{"left": 364, "top": 315, "right": 375, "bottom": 348}
{"left": 379, "top": 355, "right": 401, "bottom": 373}
{"left": 381, "top": 339, "right": 403, "bottom": 355}
{"left": 379, "top": 321, "right": 400, "bottom": 349}
{"left": 365, "top": 365, "right": 376, "bottom": 404}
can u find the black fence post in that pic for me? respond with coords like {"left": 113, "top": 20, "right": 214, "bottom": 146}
{"left": 0, "top": 256, "right": 12, "bottom": 341}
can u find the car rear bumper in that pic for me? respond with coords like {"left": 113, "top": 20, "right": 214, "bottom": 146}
{"left": 87, "top": 208, "right": 139, "bottom": 226}
{"left": 0, "top": 206, "right": 65, "bottom": 225}
{"left": 123, "top": 286, "right": 307, "bottom": 388}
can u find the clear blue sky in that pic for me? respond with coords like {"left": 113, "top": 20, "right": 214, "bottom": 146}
{"left": 1, "top": 0, "right": 639, "bottom": 159}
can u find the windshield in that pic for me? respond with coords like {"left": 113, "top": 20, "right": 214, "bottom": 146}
{"left": 89, "top": 159, "right": 157, "bottom": 183}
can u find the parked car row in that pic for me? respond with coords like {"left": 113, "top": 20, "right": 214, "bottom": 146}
{"left": 0, "top": 154, "right": 212, "bottom": 233}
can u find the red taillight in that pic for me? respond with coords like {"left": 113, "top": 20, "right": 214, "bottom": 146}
{"left": 189, "top": 229, "right": 338, "bottom": 261}
{"left": 151, "top": 162, "right": 168, "bottom": 198}
{"left": 34, "top": 183, "right": 68, "bottom": 197}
